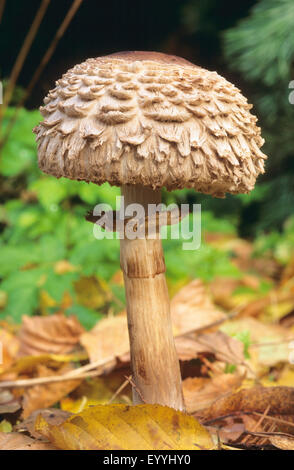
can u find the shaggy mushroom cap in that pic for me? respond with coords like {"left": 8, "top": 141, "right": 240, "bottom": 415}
{"left": 33, "top": 51, "right": 267, "bottom": 197}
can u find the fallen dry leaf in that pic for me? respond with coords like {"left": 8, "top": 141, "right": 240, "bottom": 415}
{"left": 238, "top": 287, "right": 294, "bottom": 319}
{"left": 210, "top": 275, "right": 262, "bottom": 311}
{"left": 18, "top": 314, "right": 84, "bottom": 356}
{"left": 0, "top": 351, "right": 84, "bottom": 384}
{"left": 35, "top": 404, "right": 213, "bottom": 450}
{"left": 0, "top": 420, "right": 12, "bottom": 432}
{"left": 19, "top": 363, "right": 81, "bottom": 418}
{"left": 262, "top": 367, "right": 294, "bottom": 388}
{"left": 222, "top": 317, "right": 294, "bottom": 368}
{"left": 209, "top": 277, "right": 242, "bottom": 310}
{"left": 0, "top": 432, "right": 58, "bottom": 450}
{"left": 217, "top": 422, "right": 246, "bottom": 444}
{"left": 175, "top": 330, "right": 244, "bottom": 365}
{"left": 200, "top": 386, "right": 294, "bottom": 422}
{"left": 14, "top": 408, "right": 71, "bottom": 439}
{"left": 0, "top": 328, "right": 20, "bottom": 373}
{"left": 0, "top": 389, "right": 21, "bottom": 414}
{"left": 183, "top": 373, "right": 244, "bottom": 414}
{"left": 191, "top": 330, "right": 244, "bottom": 365}
{"left": 269, "top": 433, "right": 294, "bottom": 450}
{"left": 61, "top": 369, "right": 132, "bottom": 412}
{"left": 80, "top": 315, "right": 129, "bottom": 365}
{"left": 171, "top": 279, "right": 226, "bottom": 335}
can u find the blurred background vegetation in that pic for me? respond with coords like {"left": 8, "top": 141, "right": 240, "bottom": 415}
{"left": 0, "top": 0, "right": 294, "bottom": 327}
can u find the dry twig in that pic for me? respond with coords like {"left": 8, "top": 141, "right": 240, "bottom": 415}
{"left": 108, "top": 376, "right": 131, "bottom": 404}
{"left": 0, "top": 0, "right": 6, "bottom": 23}
{"left": 0, "top": 0, "right": 83, "bottom": 150}
{"left": 1, "top": 0, "right": 50, "bottom": 116}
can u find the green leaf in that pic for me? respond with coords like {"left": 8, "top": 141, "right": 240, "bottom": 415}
{"left": 0, "top": 268, "right": 45, "bottom": 321}
{"left": 0, "top": 108, "right": 41, "bottom": 177}
{"left": 67, "top": 305, "right": 103, "bottom": 330}
{"left": 30, "top": 178, "right": 69, "bottom": 209}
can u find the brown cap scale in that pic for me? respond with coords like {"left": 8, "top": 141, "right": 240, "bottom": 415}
{"left": 34, "top": 52, "right": 267, "bottom": 411}
{"left": 34, "top": 51, "right": 266, "bottom": 198}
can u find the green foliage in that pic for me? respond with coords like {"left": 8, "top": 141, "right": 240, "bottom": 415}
{"left": 224, "top": 0, "right": 294, "bottom": 87}
{"left": 254, "top": 216, "right": 294, "bottom": 264}
{"left": 0, "top": 107, "right": 41, "bottom": 177}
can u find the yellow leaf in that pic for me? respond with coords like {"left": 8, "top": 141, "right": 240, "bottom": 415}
{"left": 0, "top": 291, "right": 7, "bottom": 309}
{"left": 60, "top": 396, "right": 89, "bottom": 414}
{"left": 35, "top": 404, "right": 213, "bottom": 450}
{"left": 39, "top": 290, "right": 57, "bottom": 315}
{"left": 74, "top": 276, "right": 111, "bottom": 309}
{"left": 61, "top": 373, "right": 132, "bottom": 412}
{"left": 0, "top": 328, "right": 20, "bottom": 373}
{"left": 6, "top": 352, "right": 86, "bottom": 376}
{"left": 261, "top": 367, "right": 294, "bottom": 387}
{"left": 0, "top": 420, "right": 12, "bottom": 433}
{"left": 54, "top": 260, "right": 77, "bottom": 275}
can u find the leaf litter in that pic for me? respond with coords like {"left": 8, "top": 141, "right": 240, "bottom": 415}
{"left": 1, "top": 231, "right": 294, "bottom": 450}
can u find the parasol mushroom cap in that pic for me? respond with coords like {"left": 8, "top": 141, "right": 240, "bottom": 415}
{"left": 33, "top": 51, "right": 267, "bottom": 197}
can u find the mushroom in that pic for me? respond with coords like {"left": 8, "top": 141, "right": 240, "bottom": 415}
{"left": 33, "top": 51, "right": 266, "bottom": 411}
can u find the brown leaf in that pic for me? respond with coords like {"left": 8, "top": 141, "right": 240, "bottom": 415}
{"left": 20, "top": 363, "right": 81, "bottom": 418}
{"left": 270, "top": 433, "right": 294, "bottom": 450}
{"left": 209, "top": 277, "right": 241, "bottom": 310}
{"left": 14, "top": 408, "right": 71, "bottom": 439}
{"left": 176, "top": 330, "right": 244, "bottom": 364}
{"left": 171, "top": 279, "right": 226, "bottom": 335}
{"left": 222, "top": 317, "right": 293, "bottom": 367}
{"left": 201, "top": 386, "right": 294, "bottom": 422}
{"left": 80, "top": 315, "right": 129, "bottom": 365}
{"left": 18, "top": 314, "right": 84, "bottom": 356}
{"left": 183, "top": 373, "right": 244, "bottom": 413}
{"left": 0, "top": 431, "right": 58, "bottom": 450}
{"left": 0, "top": 389, "right": 21, "bottom": 414}
{"left": 238, "top": 288, "right": 294, "bottom": 319}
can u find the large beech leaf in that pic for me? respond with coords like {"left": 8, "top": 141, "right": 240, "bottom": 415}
{"left": 35, "top": 404, "right": 213, "bottom": 450}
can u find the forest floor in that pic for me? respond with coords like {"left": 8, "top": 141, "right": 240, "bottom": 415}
{"left": 1, "top": 228, "right": 294, "bottom": 450}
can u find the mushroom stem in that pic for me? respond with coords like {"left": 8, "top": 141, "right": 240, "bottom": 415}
{"left": 120, "top": 184, "right": 185, "bottom": 411}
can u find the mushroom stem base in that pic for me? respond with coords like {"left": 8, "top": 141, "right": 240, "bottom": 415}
{"left": 120, "top": 185, "right": 185, "bottom": 411}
